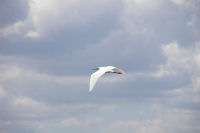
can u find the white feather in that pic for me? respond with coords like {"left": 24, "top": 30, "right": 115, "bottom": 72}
{"left": 89, "top": 66, "right": 124, "bottom": 92}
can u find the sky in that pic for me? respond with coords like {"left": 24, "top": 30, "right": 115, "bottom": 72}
{"left": 0, "top": 0, "right": 200, "bottom": 133}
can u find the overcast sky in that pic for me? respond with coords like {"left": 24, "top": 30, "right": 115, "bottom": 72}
{"left": 0, "top": 0, "right": 200, "bottom": 133}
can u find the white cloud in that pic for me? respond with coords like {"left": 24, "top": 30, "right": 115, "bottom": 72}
{"left": 28, "top": 0, "right": 123, "bottom": 36}
{"left": 61, "top": 117, "right": 104, "bottom": 128}
{"left": 0, "top": 1, "right": 199, "bottom": 133}
{"left": 192, "top": 75, "right": 200, "bottom": 92}
{"left": 170, "top": 0, "right": 197, "bottom": 7}
{"left": 170, "top": 0, "right": 200, "bottom": 38}
{"left": 0, "top": 65, "right": 21, "bottom": 82}
{"left": 151, "top": 104, "right": 200, "bottom": 132}
{"left": 170, "top": 0, "right": 186, "bottom": 5}
{"left": 167, "top": 86, "right": 200, "bottom": 106}
{"left": 0, "top": 86, "right": 6, "bottom": 97}
{"left": 61, "top": 117, "right": 82, "bottom": 127}
{"left": 106, "top": 120, "right": 163, "bottom": 133}
{"left": 0, "top": 63, "right": 88, "bottom": 86}
{"left": 150, "top": 41, "right": 200, "bottom": 113}
{"left": 103, "top": 103, "right": 200, "bottom": 133}
{"left": 99, "top": 104, "right": 117, "bottom": 112}
{"left": 0, "top": 0, "right": 121, "bottom": 38}
{"left": 124, "top": 0, "right": 162, "bottom": 14}
{"left": 151, "top": 41, "right": 200, "bottom": 114}
{"left": 0, "top": 0, "right": 166, "bottom": 38}
{"left": 0, "top": 21, "right": 25, "bottom": 37}
{"left": 117, "top": 0, "right": 163, "bottom": 37}
{"left": 155, "top": 41, "right": 199, "bottom": 78}
{"left": 13, "top": 96, "right": 42, "bottom": 107}
{"left": 25, "top": 30, "right": 39, "bottom": 38}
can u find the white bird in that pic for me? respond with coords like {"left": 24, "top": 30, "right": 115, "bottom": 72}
{"left": 89, "top": 66, "right": 125, "bottom": 92}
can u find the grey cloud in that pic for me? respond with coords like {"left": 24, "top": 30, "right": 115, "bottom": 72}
{"left": 1, "top": 0, "right": 200, "bottom": 133}
{"left": 170, "top": 0, "right": 200, "bottom": 41}
{"left": 0, "top": 0, "right": 28, "bottom": 28}
{"left": 0, "top": 0, "right": 196, "bottom": 76}
{"left": 189, "top": 1, "right": 200, "bottom": 39}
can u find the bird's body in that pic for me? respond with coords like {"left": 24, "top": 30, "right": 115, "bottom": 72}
{"left": 89, "top": 66, "right": 124, "bottom": 92}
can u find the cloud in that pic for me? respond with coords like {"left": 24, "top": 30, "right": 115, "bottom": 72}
{"left": 61, "top": 117, "right": 104, "bottom": 128}
{"left": 170, "top": 0, "right": 200, "bottom": 39}
{"left": 0, "top": 0, "right": 200, "bottom": 133}
{"left": 0, "top": 21, "right": 25, "bottom": 37}
{"left": 151, "top": 41, "right": 200, "bottom": 111}
{"left": 103, "top": 104, "right": 200, "bottom": 133}
{"left": 61, "top": 118, "right": 82, "bottom": 127}
{"left": 2, "top": 40, "right": 199, "bottom": 105}
{"left": 170, "top": 0, "right": 186, "bottom": 5}
{"left": 0, "top": 86, "right": 6, "bottom": 97}
{"left": 155, "top": 41, "right": 200, "bottom": 78}
{"left": 0, "top": 62, "right": 91, "bottom": 104}
{"left": 0, "top": 62, "right": 88, "bottom": 85}
{"left": 0, "top": 0, "right": 123, "bottom": 38}
{"left": 0, "top": 0, "right": 28, "bottom": 28}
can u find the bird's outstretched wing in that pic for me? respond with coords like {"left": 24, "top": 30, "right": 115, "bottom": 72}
{"left": 89, "top": 69, "right": 107, "bottom": 92}
{"left": 113, "top": 67, "right": 125, "bottom": 74}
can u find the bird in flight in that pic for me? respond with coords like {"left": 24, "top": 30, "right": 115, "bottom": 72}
{"left": 89, "top": 66, "right": 124, "bottom": 92}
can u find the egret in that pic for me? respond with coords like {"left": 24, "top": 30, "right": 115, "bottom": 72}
{"left": 89, "top": 66, "right": 124, "bottom": 92}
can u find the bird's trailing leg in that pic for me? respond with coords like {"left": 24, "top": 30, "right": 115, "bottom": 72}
{"left": 92, "top": 68, "right": 99, "bottom": 70}
{"left": 113, "top": 71, "right": 122, "bottom": 74}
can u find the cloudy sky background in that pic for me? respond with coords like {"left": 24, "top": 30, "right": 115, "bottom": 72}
{"left": 0, "top": 0, "right": 200, "bottom": 133}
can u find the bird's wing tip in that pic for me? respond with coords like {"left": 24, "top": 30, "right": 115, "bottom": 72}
{"left": 89, "top": 88, "right": 93, "bottom": 92}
